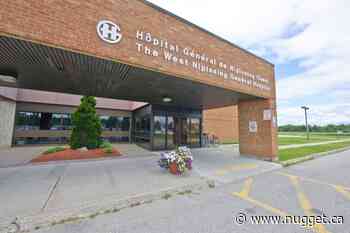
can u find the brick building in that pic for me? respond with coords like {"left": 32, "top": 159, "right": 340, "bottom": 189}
{"left": 0, "top": 0, "right": 277, "bottom": 159}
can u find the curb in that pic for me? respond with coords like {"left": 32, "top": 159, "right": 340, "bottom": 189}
{"left": 279, "top": 146, "right": 350, "bottom": 167}
{"left": 0, "top": 179, "right": 216, "bottom": 233}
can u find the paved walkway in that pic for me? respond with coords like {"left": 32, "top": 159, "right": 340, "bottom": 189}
{"left": 279, "top": 139, "right": 350, "bottom": 149}
{"left": 0, "top": 146, "right": 51, "bottom": 168}
{"left": 0, "top": 145, "right": 280, "bottom": 228}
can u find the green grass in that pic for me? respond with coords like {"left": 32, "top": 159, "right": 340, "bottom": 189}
{"left": 278, "top": 141, "right": 350, "bottom": 161}
{"left": 279, "top": 131, "right": 350, "bottom": 137}
{"left": 278, "top": 137, "right": 338, "bottom": 145}
{"left": 43, "top": 146, "right": 66, "bottom": 155}
{"left": 278, "top": 132, "right": 350, "bottom": 145}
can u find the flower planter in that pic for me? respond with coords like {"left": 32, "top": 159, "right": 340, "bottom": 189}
{"left": 169, "top": 162, "right": 178, "bottom": 175}
{"left": 158, "top": 146, "right": 193, "bottom": 175}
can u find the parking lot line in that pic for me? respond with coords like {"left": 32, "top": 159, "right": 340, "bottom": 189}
{"left": 278, "top": 171, "right": 350, "bottom": 199}
{"left": 215, "top": 163, "right": 258, "bottom": 176}
{"left": 238, "top": 177, "right": 253, "bottom": 198}
{"left": 277, "top": 172, "right": 350, "bottom": 190}
{"left": 288, "top": 175, "right": 330, "bottom": 233}
{"left": 334, "top": 185, "right": 350, "bottom": 200}
{"left": 232, "top": 191, "right": 290, "bottom": 217}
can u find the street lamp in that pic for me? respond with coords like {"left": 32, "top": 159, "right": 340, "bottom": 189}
{"left": 301, "top": 106, "right": 310, "bottom": 140}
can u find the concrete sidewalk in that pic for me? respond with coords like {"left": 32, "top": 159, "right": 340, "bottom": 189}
{"left": 0, "top": 146, "right": 51, "bottom": 168}
{"left": 0, "top": 145, "right": 281, "bottom": 231}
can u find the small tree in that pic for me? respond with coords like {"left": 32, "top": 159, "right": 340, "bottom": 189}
{"left": 70, "top": 96, "right": 102, "bottom": 149}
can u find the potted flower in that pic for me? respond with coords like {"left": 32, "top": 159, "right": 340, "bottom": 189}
{"left": 158, "top": 146, "right": 193, "bottom": 175}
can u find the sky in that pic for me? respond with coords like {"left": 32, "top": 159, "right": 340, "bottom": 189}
{"left": 148, "top": 0, "right": 350, "bottom": 126}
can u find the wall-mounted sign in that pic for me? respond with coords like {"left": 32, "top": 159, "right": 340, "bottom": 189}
{"left": 135, "top": 31, "right": 271, "bottom": 92}
{"left": 249, "top": 121, "right": 258, "bottom": 133}
{"left": 97, "top": 20, "right": 122, "bottom": 44}
{"left": 95, "top": 20, "right": 272, "bottom": 93}
{"left": 263, "top": 109, "right": 272, "bottom": 121}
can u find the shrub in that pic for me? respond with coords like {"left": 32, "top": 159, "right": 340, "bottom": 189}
{"left": 103, "top": 147, "right": 114, "bottom": 154}
{"left": 43, "top": 146, "right": 66, "bottom": 155}
{"left": 70, "top": 96, "right": 102, "bottom": 149}
{"left": 100, "top": 141, "right": 112, "bottom": 149}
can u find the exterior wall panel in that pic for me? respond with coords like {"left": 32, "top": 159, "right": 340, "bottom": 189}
{"left": 203, "top": 105, "right": 239, "bottom": 143}
{"left": 0, "top": 97, "right": 16, "bottom": 148}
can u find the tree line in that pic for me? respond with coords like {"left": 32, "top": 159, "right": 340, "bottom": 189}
{"left": 279, "top": 124, "right": 350, "bottom": 132}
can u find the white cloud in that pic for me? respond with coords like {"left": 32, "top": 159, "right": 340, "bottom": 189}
{"left": 278, "top": 103, "right": 350, "bottom": 126}
{"left": 148, "top": 0, "right": 350, "bottom": 125}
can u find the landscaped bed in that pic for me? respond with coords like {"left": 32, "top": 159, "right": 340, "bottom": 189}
{"left": 31, "top": 146, "right": 122, "bottom": 163}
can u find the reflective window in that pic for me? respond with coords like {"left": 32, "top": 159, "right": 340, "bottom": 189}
{"left": 51, "top": 113, "right": 72, "bottom": 130}
{"left": 153, "top": 116, "right": 166, "bottom": 150}
{"left": 167, "top": 116, "right": 175, "bottom": 150}
{"left": 100, "top": 116, "right": 130, "bottom": 131}
{"left": 190, "top": 118, "right": 201, "bottom": 147}
{"left": 134, "top": 115, "right": 151, "bottom": 149}
{"left": 15, "top": 111, "right": 130, "bottom": 145}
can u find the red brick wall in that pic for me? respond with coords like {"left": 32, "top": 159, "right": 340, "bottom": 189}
{"left": 203, "top": 105, "right": 239, "bottom": 143}
{"left": 238, "top": 99, "right": 277, "bottom": 160}
{"left": 0, "top": 0, "right": 275, "bottom": 99}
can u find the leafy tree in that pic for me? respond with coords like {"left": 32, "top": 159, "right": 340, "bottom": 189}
{"left": 70, "top": 96, "right": 102, "bottom": 149}
{"left": 279, "top": 124, "right": 350, "bottom": 133}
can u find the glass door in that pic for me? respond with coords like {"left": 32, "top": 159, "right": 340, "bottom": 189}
{"left": 153, "top": 115, "right": 166, "bottom": 150}
{"left": 173, "top": 117, "right": 189, "bottom": 146}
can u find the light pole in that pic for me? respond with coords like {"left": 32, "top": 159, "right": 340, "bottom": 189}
{"left": 301, "top": 106, "right": 310, "bottom": 140}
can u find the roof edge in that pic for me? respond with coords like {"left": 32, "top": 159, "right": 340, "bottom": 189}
{"left": 140, "top": 0, "right": 274, "bottom": 67}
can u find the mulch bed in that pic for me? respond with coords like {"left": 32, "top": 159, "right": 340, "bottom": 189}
{"left": 31, "top": 148, "right": 122, "bottom": 163}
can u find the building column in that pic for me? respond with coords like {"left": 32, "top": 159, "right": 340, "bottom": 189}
{"left": 238, "top": 98, "right": 278, "bottom": 161}
{"left": 0, "top": 97, "right": 16, "bottom": 148}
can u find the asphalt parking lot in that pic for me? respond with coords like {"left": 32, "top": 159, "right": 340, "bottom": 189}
{"left": 33, "top": 149, "right": 350, "bottom": 233}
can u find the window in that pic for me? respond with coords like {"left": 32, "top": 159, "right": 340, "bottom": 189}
{"left": 153, "top": 116, "right": 166, "bottom": 150}
{"left": 190, "top": 118, "right": 201, "bottom": 147}
{"left": 100, "top": 116, "right": 130, "bottom": 131}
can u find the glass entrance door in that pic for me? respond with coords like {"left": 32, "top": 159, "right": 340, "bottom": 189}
{"left": 151, "top": 110, "right": 202, "bottom": 150}
{"left": 173, "top": 117, "right": 189, "bottom": 146}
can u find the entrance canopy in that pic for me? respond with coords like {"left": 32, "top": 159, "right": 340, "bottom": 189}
{"left": 0, "top": 36, "right": 259, "bottom": 110}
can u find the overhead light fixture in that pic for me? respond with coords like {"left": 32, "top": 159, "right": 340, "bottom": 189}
{"left": 162, "top": 96, "right": 172, "bottom": 103}
{"left": 0, "top": 74, "right": 17, "bottom": 83}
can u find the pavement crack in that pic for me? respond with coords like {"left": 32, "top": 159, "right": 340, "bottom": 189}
{"left": 41, "top": 164, "right": 68, "bottom": 211}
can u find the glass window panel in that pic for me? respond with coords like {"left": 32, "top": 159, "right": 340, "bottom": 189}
{"left": 15, "top": 112, "right": 41, "bottom": 130}
{"left": 190, "top": 118, "right": 201, "bottom": 147}
{"left": 153, "top": 116, "right": 166, "bottom": 150}
{"left": 167, "top": 116, "right": 175, "bottom": 150}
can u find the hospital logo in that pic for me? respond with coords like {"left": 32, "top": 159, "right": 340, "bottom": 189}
{"left": 97, "top": 20, "right": 122, "bottom": 44}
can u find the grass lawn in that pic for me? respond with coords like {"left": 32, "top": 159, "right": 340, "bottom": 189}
{"left": 278, "top": 137, "right": 338, "bottom": 145}
{"left": 279, "top": 131, "right": 350, "bottom": 137}
{"left": 278, "top": 141, "right": 350, "bottom": 161}
{"left": 278, "top": 132, "right": 350, "bottom": 145}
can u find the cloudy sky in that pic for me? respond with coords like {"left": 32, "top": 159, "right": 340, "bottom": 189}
{"left": 148, "top": 0, "right": 350, "bottom": 126}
